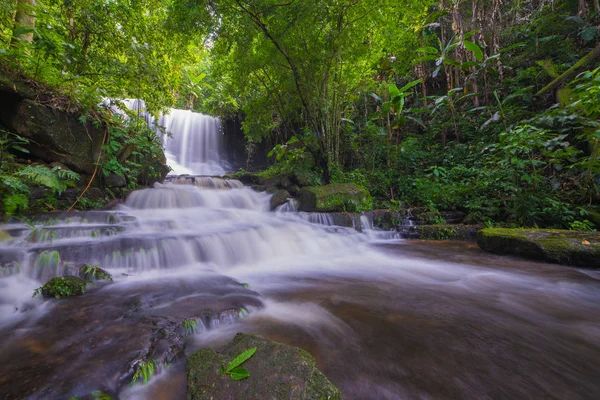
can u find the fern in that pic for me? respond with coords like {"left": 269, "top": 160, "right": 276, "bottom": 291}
{"left": 1, "top": 175, "right": 29, "bottom": 193}
{"left": 18, "top": 165, "right": 67, "bottom": 193}
{"left": 56, "top": 167, "right": 80, "bottom": 181}
{"left": 3, "top": 193, "right": 29, "bottom": 214}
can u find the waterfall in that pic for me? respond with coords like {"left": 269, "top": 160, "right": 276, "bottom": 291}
{"left": 121, "top": 100, "right": 226, "bottom": 176}
{"left": 160, "top": 110, "right": 225, "bottom": 176}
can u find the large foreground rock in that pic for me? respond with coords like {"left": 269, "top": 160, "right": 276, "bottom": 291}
{"left": 186, "top": 333, "right": 343, "bottom": 400}
{"left": 298, "top": 184, "right": 371, "bottom": 212}
{"left": 477, "top": 228, "right": 600, "bottom": 268}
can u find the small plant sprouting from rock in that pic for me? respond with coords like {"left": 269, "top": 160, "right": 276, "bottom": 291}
{"left": 32, "top": 287, "right": 43, "bottom": 298}
{"left": 35, "top": 250, "right": 61, "bottom": 269}
{"left": 183, "top": 318, "right": 199, "bottom": 336}
{"left": 81, "top": 264, "right": 113, "bottom": 281}
{"left": 131, "top": 360, "right": 157, "bottom": 386}
{"left": 220, "top": 347, "right": 257, "bottom": 381}
{"left": 238, "top": 307, "right": 249, "bottom": 319}
{"left": 91, "top": 391, "right": 112, "bottom": 400}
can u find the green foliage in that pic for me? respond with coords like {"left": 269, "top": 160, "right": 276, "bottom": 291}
{"left": 0, "top": 129, "right": 80, "bottom": 216}
{"left": 33, "top": 275, "right": 88, "bottom": 299}
{"left": 91, "top": 392, "right": 112, "bottom": 400}
{"left": 569, "top": 220, "right": 596, "bottom": 232}
{"left": 183, "top": 319, "right": 199, "bottom": 336}
{"left": 0, "top": 0, "right": 192, "bottom": 114}
{"left": 220, "top": 347, "right": 257, "bottom": 381}
{"left": 80, "top": 264, "right": 113, "bottom": 281}
{"left": 131, "top": 360, "right": 157, "bottom": 386}
{"left": 35, "top": 250, "right": 61, "bottom": 270}
{"left": 94, "top": 107, "right": 166, "bottom": 190}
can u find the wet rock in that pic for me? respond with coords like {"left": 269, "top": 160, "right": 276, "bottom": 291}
{"left": 291, "top": 171, "right": 317, "bottom": 187}
{"left": 78, "top": 264, "right": 113, "bottom": 281}
{"left": 263, "top": 174, "right": 294, "bottom": 190}
{"left": 372, "top": 209, "right": 401, "bottom": 230}
{"left": 0, "top": 88, "right": 104, "bottom": 174}
{"left": 97, "top": 198, "right": 124, "bottom": 210}
{"left": 287, "top": 184, "right": 301, "bottom": 197}
{"left": 137, "top": 152, "right": 170, "bottom": 187}
{"left": 477, "top": 228, "right": 600, "bottom": 268}
{"left": 120, "top": 316, "right": 186, "bottom": 385}
{"left": 40, "top": 275, "right": 88, "bottom": 298}
{"left": 298, "top": 184, "right": 371, "bottom": 212}
{"left": 236, "top": 173, "right": 264, "bottom": 185}
{"left": 104, "top": 173, "right": 127, "bottom": 188}
{"left": 270, "top": 189, "right": 291, "bottom": 210}
{"left": 186, "top": 333, "right": 343, "bottom": 400}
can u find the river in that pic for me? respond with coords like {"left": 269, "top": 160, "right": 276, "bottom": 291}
{"left": 0, "top": 110, "right": 599, "bottom": 400}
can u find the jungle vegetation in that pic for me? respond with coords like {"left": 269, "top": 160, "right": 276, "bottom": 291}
{"left": 1, "top": 0, "right": 599, "bottom": 228}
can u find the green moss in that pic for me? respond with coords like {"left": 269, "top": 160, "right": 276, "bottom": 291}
{"left": 0, "top": 229, "right": 12, "bottom": 242}
{"left": 186, "top": 333, "right": 343, "bottom": 400}
{"left": 477, "top": 228, "right": 600, "bottom": 268}
{"left": 36, "top": 275, "right": 88, "bottom": 298}
{"left": 306, "top": 368, "right": 343, "bottom": 400}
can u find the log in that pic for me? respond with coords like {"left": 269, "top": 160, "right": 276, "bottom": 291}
{"left": 535, "top": 43, "right": 600, "bottom": 97}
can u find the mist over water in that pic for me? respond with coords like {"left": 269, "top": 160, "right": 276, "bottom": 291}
{"left": 1, "top": 108, "right": 599, "bottom": 399}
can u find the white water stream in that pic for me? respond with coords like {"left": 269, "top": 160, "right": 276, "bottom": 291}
{"left": 1, "top": 108, "right": 599, "bottom": 399}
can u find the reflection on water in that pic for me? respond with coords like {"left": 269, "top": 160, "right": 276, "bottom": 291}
{"left": 0, "top": 179, "right": 599, "bottom": 399}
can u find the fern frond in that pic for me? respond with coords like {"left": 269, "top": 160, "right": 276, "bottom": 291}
{"left": 55, "top": 167, "right": 80, "bottom": 181}
{"left": 1, "top": 175, "right": 29, "bottom": 193}
{"left": 18, "top": 165, "right": 67, "bottom": 193}
{"left": 3, "top": 193, "right": 29, "bottom": 214}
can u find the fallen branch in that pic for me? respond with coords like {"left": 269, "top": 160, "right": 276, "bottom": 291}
{"left": 535, "top": 43, "right": 600, "bottom": 97}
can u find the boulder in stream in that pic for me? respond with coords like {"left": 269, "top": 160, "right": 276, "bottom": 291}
{"left": 269, "top": 189, "right": 291, "bottom": 210}
{"left": 477, "top": 228, "right": 600, "bottom": 268}
{"left": 186, "top": 333, "right": 343, "bottom": 400}
{"left": 39, "top": 275, "right": 88, "bottom": 298}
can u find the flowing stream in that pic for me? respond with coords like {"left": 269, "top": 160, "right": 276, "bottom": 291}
{"left": 1, "top": 109, "right": 599, "bottom": 399}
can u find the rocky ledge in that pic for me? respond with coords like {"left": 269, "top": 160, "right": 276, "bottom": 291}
{"left": 187, "top": 333, "right": 343, "bottom": 400}
{"left": 477, "top": 228, "right": 600, "bottom": 268}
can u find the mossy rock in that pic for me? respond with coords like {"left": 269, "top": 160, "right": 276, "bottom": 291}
{"left": 477, "top": 228, "right": 600, "bottom": 268}
{"left": 186, "top": 333, "right": 342, "bottom": 400}
{"left": 298, "top": 184, "right": 371, "bottom": 212}
{"left": 0, "top": 229, "right": 12, "bottom": 242}
{"left": 236, "top": 172, "right": 264, "bottom": 185}
{"left": 269, "top": 189, "right": 290, "bottom": 211}
{"left": 372, "top": 210, "right": 401, "bottom": 230}
{"left": 39, "top": 276, "right": 88, "bottom": 298}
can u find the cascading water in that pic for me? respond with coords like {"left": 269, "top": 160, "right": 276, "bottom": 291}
{"left": 1, "top": 112, "right": 600, "bottom": 399}
{"left": 122, "top": 99, "right": 226, "bottom": 176}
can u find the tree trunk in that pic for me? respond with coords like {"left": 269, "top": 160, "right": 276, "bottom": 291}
{"left": 535, "top": 42, "right": 600, "bottom": 97}
{"left": 11, "top": 0, "right": 36, "bottom": 45}
{"left": 578, "top": 0, "right": 588, "bottom": 17}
